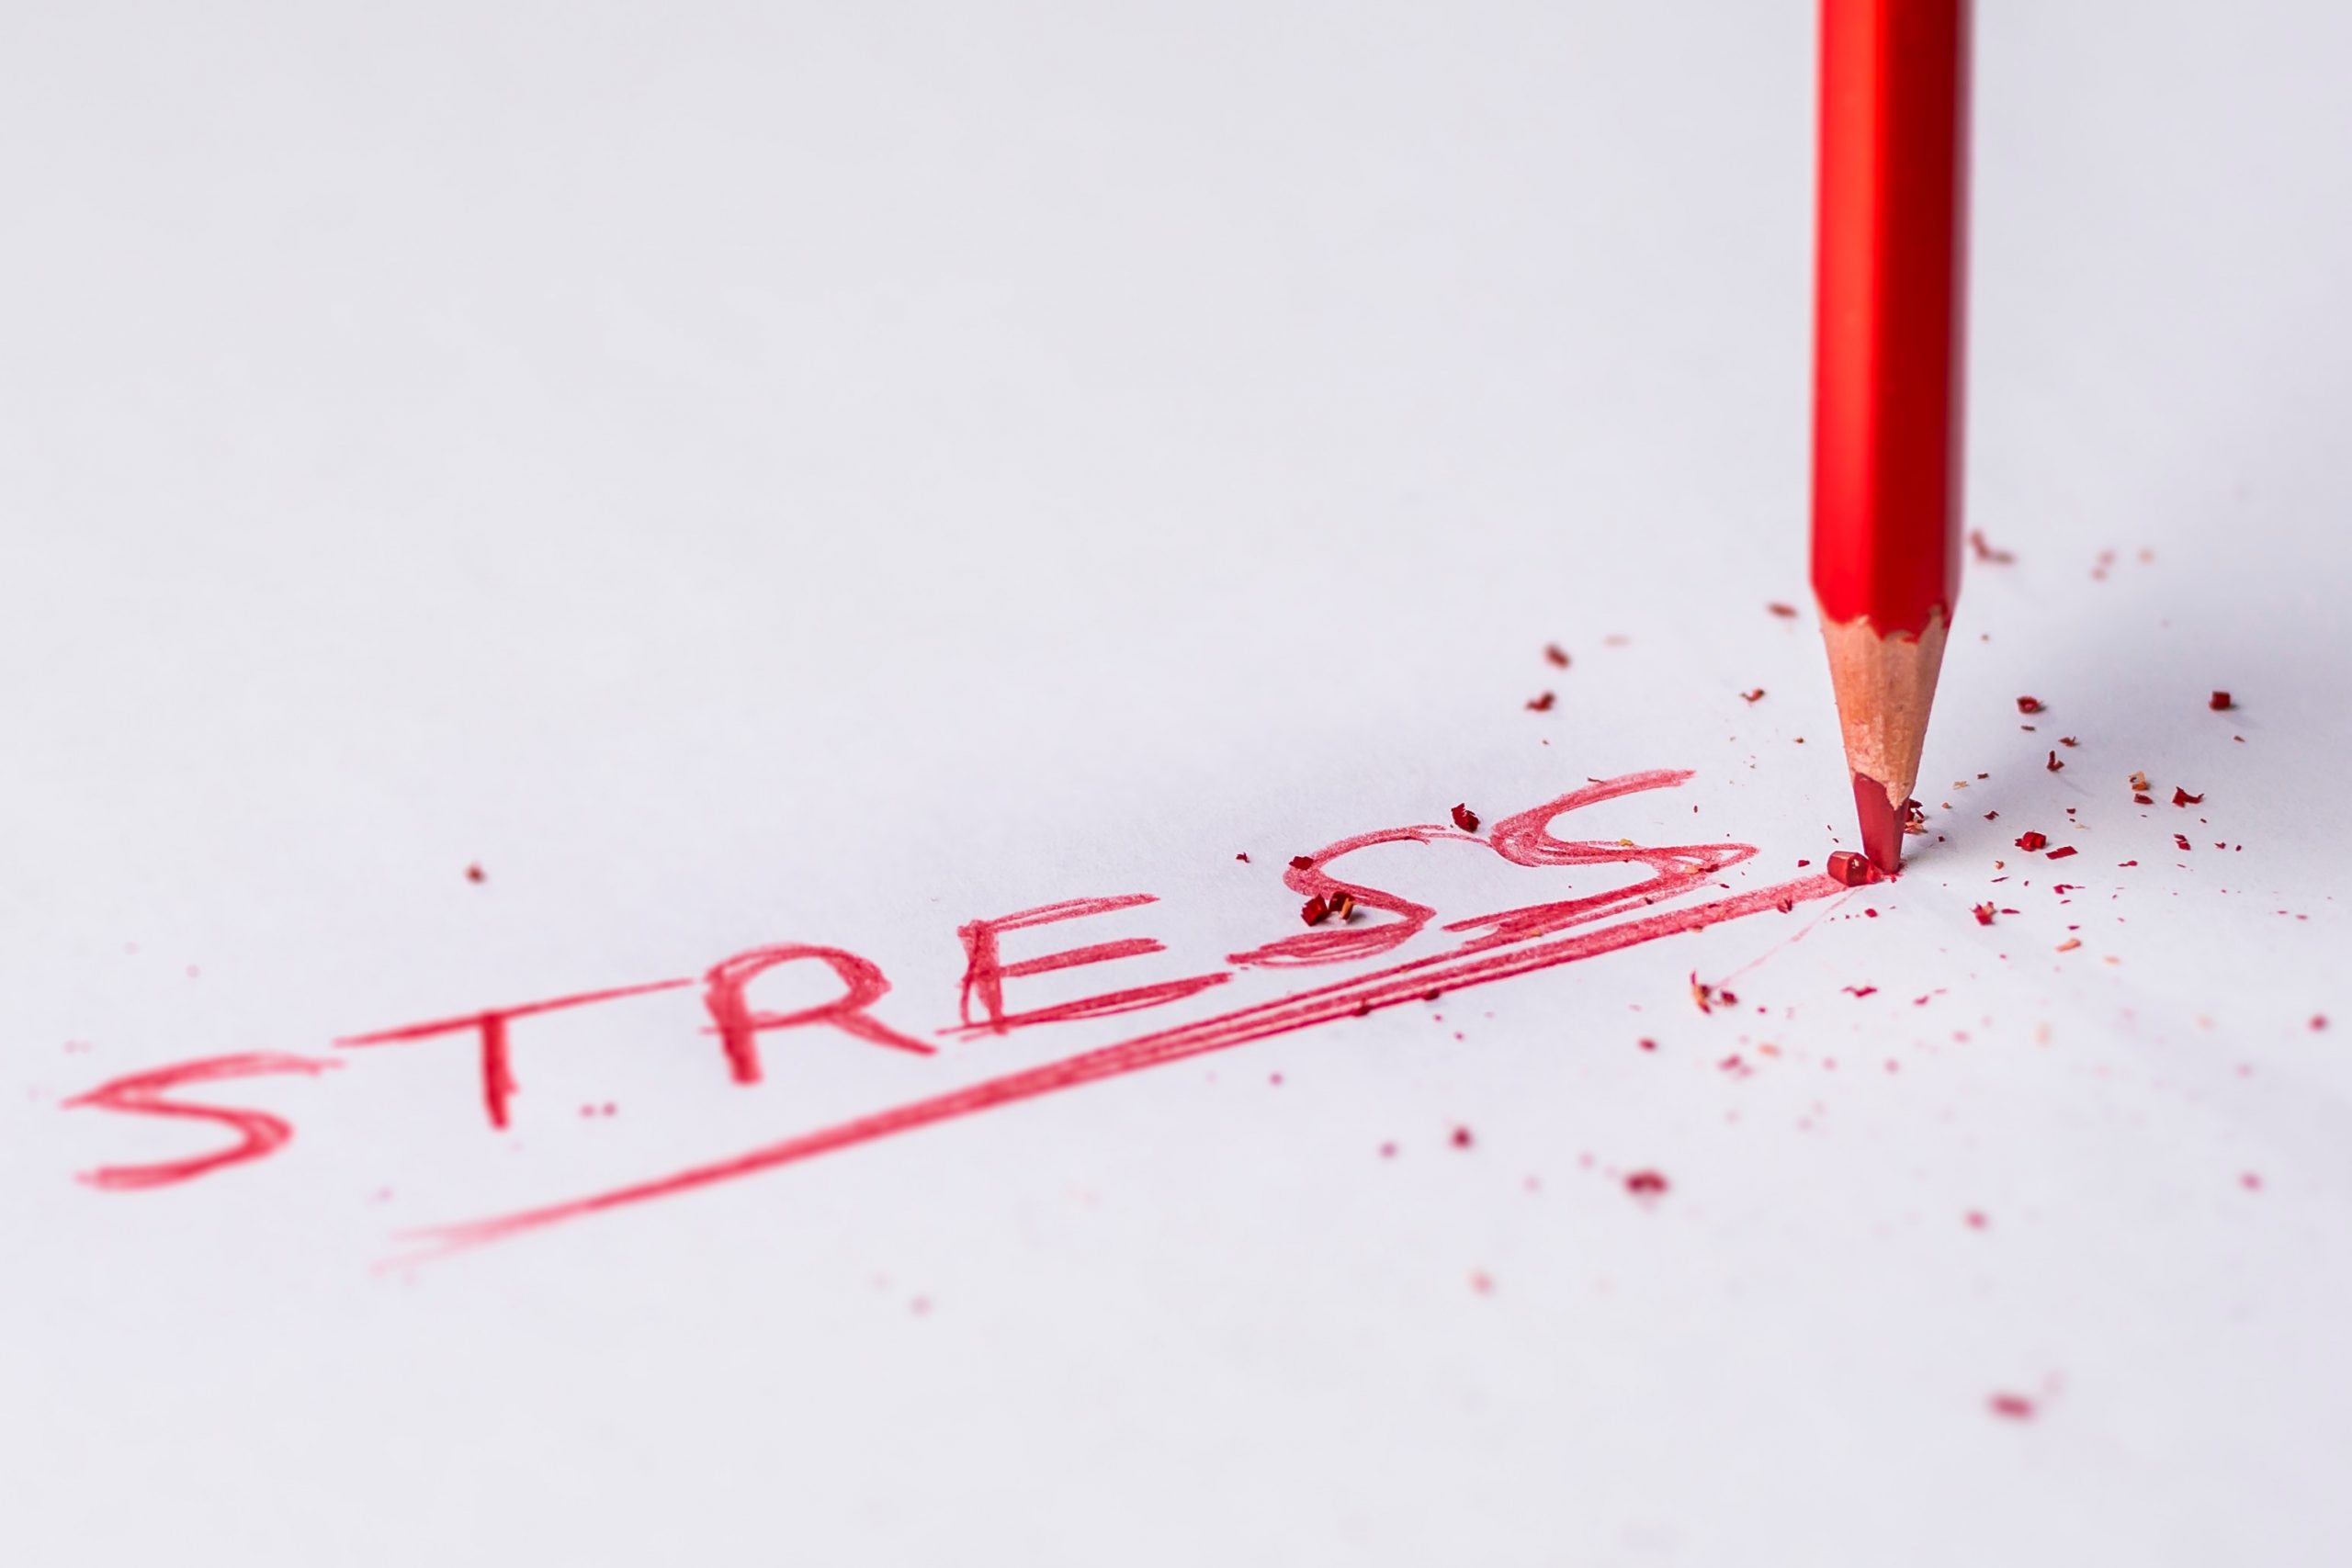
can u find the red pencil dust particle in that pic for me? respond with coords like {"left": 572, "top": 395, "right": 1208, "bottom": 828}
{"left": 1903, "top": 798, "right": 1928, "bottom": 836}
{"left": 1451, "top": 803, "right": 1481, "bottom": 833}
{"left": 2175, "top": 833, "right": 2193, "bottom": 852}
{"left": 1544, "top": 643, "right": 1570, "bottom": 668}
{"left": 2046, "top": 750, "right": 2064, "bottom": 773}
{"left": 2016, "top": 695, "right": 2044, "bottom": 714}
{"left": 2242, "top": 1172, "right": 2263, "bottom": 1191}
{"left": 2016, "top": 830, "right": 2048, "bottom": 852}
{"left": 1767, "top": 602, "right": 1799, "bottom": 618}
{"left": 2045, "top": 846, "right": 2077, "bottom": 861}
{"left": 1624, "top": 1170, "right": 1669, "bottom": 1199}
{"left": 465, "top": 863, "right": 486, "bottom": 884}
{"left": 1288, "top": 854, "right": 1314, "bottom": 870}
{"left": 1741, "top": 688, "right": 1766, "bottom": 704}
{"left": 1300, "top": 895, "right": 1331, "bottom": 927}
{"left": 2173, "top": 786, "right": 2204, "bottom": 807}
{"left": 1637, "top": 1037, "right": 1657, "bottom": 1052}
{"left": 1988, "top": 1393, "right": 2036, "bottom": 1421}
{"left": 1451, "top": 1126, "right": 1475, "bottom": 1150}
{"left": 1968, "top": 530, "right": 2016, "bottom": 564}
{"left": 1527, "top": 691, "right": 1556, "bottom": 712}
{"left": 2210, "top": 691, "right": 2233, "bottom": 711}
{"left": 1826, "top": 850, "right": 1881, "bottom": 887}
{"left": 1972, "top": 902, "right": 1996, "bottom": 926}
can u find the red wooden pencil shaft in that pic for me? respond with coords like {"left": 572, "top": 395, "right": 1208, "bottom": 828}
{"left": 1811, "top": 0, "right": 1971, "bottom": 872}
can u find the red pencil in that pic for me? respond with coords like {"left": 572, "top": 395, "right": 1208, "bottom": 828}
{"left": 1812, "top": 0, "right": 1972, "bottom": 873}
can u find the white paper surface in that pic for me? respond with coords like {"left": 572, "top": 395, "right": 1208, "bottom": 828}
{"left": 6, "top": 5, "right": 2350, "bottom": 1564}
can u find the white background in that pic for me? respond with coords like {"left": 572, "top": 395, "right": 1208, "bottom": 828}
{"left": 4, "top": 4, "right": 2349, "bottom": 1563}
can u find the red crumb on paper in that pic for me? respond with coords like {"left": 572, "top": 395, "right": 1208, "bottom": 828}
{"left": 1234, "top": 852, "right": 1250, "bottom": 863}
{"left": 1965, "top": 1211, "right": 1988, "bottom": 1229}
{"left": 1526, "top": 692, "right": 1556, "bottom": 712}
{"left": 2128, "top": 770, "right": 2150, "bottom": 791}
{"left": 1300, "top": 895, "right": 1331, "bottom": 927}
{"left": 1451, "top": 803, "right": 1481, "bottom": 833}
{"left": 2017, "top": 831, "right": 2048, "bottom": 852}
{"left": 2241, "top": 1172, "right": 2264, "bottom": 1191}
{"left": 1988, "top": 1394, "right": 2036, "bottom": 1421}
{"left": 1288, "top": 854, "right": 1314, "bottom": 870}
{"left": 1968, "top": 530, "right": 2016, "bottom": 564}
{"left": 1768, "top": 603, "right": 1799, "bottom": 618}
{"left": 1451, "top": 1126, "right": 1475, "bottom": 1150}
{"left": 1468, "top": 1269, "right": 1495, "bottom": 1295}
{"left": 1379, "top": 1141, "right": 1397, "bottom": 1158}
{"left": 1329, "top": 892, "right": 1357, "bottom": 921}
{"left": 1844, "top": 985, "right": 1877, "bottom": 997}
{"left": 1972, "top": 903, "right": 1996, "bottom": 926}
{"left": 1903, "top": 799, "right": 1928, "bottom": 836}
{"left": 465, "top": 863, "right": 486, "bottom": 884}
{"left": 1624, "top": 1170, "right": 1669, "bottom": 1199}
{"left": 1826, "top": 850, "right": 1882, "bottom": 887}
{"left": 1742, "top": 688, "right": 1766, "bottom": 704}
{"left": 2016, "top": 696, "right": 2044, "bottom": 714}
{"left": 2046, "top": 750, "right": 2064, "bottom": 773}
{"left": 2046, "top": 846, "right": 2077, "bottom": 861}
{"left": 1690, "top": 975, "right": 1716, "bottom": 1013}
{"left": 1637, "top": 1037, "right": 1657, "bottom": 1052}
{"left": 2173, "top": 786, "right": 2204, "bottom": 807}
{"left": 2315, "top": 1016, "right": 2330, "bottom": 1032}
{"left": 2210, "top": 691, "right": 2233, "bottom": 711}
{"left": 2134, "top": 793, "right": 2154, "bottom": 805}
{"left": 2175, "top": 833, "right": 2193, "bottom": 852}
{"left": 2059, "top": 736, "right": 2079, "bottom": 748}
{"left": 1544, "top": 643, "right": 1570, "bottom": 668}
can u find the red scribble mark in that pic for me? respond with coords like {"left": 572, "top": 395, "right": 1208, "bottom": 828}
{"left": 62, "top": 1054, "right": 341, "bottom": 1190}
{"left": 707, "top": 946, "right": 934, "bottom": 1082}
{"left": 1988, "top": 1393, "right": 2036, "bottom": 1420}
{"left": 339, "top": 978, "right": 694, "bottom": 1129}
{"left": 951, "top": 896, "right": 1227, "bottom": 1038}
{"left": 1446, "top": 771, "right": 1758, "bottom": 950}
{"left": 391, "top": 865, "right": 1841, "bottom": 1264}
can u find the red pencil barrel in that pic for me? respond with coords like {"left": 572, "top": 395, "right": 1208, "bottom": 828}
{"left": 1811, "top": 0, "right": 1971, "bottom": 635}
